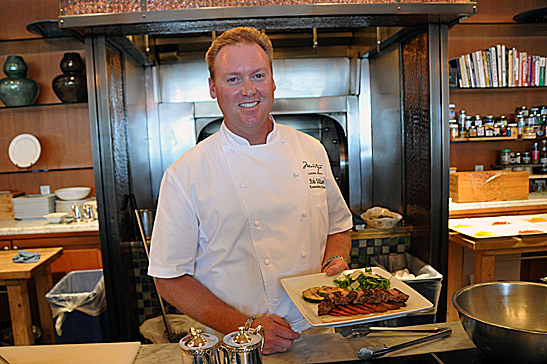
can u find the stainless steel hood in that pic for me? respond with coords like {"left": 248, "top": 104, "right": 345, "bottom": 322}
{"left": 59, "top": 3, "right": 476, "bottom": 34}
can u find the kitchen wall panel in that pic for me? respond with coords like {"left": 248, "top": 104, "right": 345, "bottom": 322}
{"left": 0, "top": 104, "right": 93, "bottom": 172}
{"left": 0, "top": 0, "right": 59, "bottom": 41}
{"left": 0, "top": 169, "right": 95, "bottom": 196}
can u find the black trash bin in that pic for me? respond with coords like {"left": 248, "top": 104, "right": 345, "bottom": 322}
{"left": 45, "top": 269, "right": 108, "bottom": 343}
{"left": 370, "top": 253, "right": 443, "bottom": 326}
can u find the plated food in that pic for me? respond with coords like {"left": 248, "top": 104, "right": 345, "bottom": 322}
{"left": 280, "top": 267, "right": 433, "bottom": 327}
{"left": 302, "top": 268, "right": 410, "bottom": 317}
{"left": 449, "top": 215, "right": 547, "bottom": 239}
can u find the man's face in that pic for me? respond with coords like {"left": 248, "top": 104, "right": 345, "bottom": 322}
{"left": 209, "top": 42, "right": 276, "bottom": 140}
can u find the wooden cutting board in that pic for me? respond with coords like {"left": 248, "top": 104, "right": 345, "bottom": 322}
{"left": 0, "top": 342, "right": 141, "bottom": 364}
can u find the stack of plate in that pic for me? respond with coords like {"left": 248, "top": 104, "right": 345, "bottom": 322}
{"left": 13, "top": 194, "right": 56, "bottom": 219}
{"left": 55, "top": 198, "right": 89, "bottom": 213}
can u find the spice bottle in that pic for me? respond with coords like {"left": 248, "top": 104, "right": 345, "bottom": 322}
{"left": 532, "top": 142, "right": 539, "bottom": 164}
{"left": 540, "top": 140, "right": 547, "bottom": 165}
{"left": 500, "top": 149, "right": 511, "bottom": 165}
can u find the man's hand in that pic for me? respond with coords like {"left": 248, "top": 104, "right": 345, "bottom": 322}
{"left": 322, "top": 258, "right": 349, "bottom": 276}
{"left": 254, "top": 315, "right": 300, "bottom": 354}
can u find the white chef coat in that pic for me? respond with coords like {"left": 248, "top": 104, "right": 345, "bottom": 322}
{"left": 148, "top": 117, "right": 352, "bottom": 332}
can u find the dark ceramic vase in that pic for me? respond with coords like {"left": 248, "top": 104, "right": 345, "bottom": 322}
{"left": 52, "top": 52, "right": 87, "bottom": 103}
{"left": 0, "top": 55, "right": 39, "bottom": 107}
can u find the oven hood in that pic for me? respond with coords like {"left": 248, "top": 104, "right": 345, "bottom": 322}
{"left": 59, "top": 3, "right": 477, "bottom": 34}
{"left": 59, "top": 2, "right": 476, "bottom": 66}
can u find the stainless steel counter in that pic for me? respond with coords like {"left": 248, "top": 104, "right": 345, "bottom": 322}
{"left": 133, "top": 321, "right": 475, "bottom": 364}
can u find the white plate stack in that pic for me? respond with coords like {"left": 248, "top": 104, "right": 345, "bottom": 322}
{"left": 55, "top": 198, "right": 89, "bottom": 213}
{"left": 13, "top": 194, "right": 56, "bottom": 219}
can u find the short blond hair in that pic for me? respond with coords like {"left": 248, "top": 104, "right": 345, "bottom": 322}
{"left": 205, "top": 27, "right": 273, "bottom": 79}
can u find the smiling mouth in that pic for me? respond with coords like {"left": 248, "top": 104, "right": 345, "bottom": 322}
{"left": 239, "top": 101, "right": 259, "bottom": 108}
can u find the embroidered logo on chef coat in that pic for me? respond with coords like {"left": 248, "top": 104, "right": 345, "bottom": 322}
{"left": 302, "top": 161, "right": 326, "bottom": 189}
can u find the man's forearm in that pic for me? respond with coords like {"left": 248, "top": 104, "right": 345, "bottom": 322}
{"left": 155, "top": 274, "right": 248, "bottom": 334}
{"left": 322, "top": 230, "right": 351, "bottom": 275}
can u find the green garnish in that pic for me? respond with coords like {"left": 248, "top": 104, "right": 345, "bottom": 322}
{"left": 334, "top": 267, "right": 391, "bottom": 291}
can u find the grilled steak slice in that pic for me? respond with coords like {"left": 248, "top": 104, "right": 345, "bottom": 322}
{"left": 384, "top": 288, "right": 410, "bottom": 302}
{"left": 329, "top": 290, "right": 358, "bottom": 306}
{"left": 354, "top": 289, "right": 381, "bottom": 304}
{"left": 318, "top": 298, "right": 335, "bottom": 316}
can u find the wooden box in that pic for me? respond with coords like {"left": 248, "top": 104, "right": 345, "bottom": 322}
{"left": 450, "top": 171, "right": 529, "bottom": 203}
{"left": 0, "top": 191, "right": 24, "bottom": 219}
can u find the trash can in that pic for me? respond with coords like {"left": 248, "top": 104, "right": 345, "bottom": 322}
{"left": 45, "top": 269, "right": 108, "bottom": 343}
{"left": 370, "top": 253, "right": 443, "bottom": 326}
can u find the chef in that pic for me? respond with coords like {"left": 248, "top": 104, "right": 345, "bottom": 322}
{"left": 148, "top": 26, "right": 353, "bottom": 354}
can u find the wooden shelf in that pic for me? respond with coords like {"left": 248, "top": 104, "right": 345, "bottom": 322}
{"left": 451, "top": 136, "right": 518, "bottom": 142}
{"left": 451, "top": 86, "right": 547, "bottom": 92}
{"left": 0, "top": 102, "right": 87, "bottom": 110}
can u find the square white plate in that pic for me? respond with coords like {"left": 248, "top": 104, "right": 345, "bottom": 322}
{"left": 280, "top": 267, "right": 433, "bottom": 328}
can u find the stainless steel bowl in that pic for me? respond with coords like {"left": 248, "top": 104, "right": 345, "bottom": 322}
{"left": 452, "top": 281, "right": 547, "bottom": 364}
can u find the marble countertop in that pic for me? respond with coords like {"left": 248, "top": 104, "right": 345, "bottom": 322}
{"left": 449, "top": 192, "right": 547, "bottom": 211}
{"left": 0, "top": 218, "right": 99, "bottom": 236}
{"left": 133, "top": 321, "right": 475, "bottom": 364}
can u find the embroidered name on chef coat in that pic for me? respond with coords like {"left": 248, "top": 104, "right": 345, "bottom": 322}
{"left": 303, "top": 161, "right": 326, "bottom": 189}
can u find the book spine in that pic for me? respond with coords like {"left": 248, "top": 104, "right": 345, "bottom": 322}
{"left": 534, "top": 55, "right": 540, "bottom": 87}
{"left": 465, "top": 53, "right": 476, "bottom": 88}
{"left": 522, "top": 52, "right": 528, "bottom": 87}
{"left": 496, "top": 44, "right": 503, "bottom": 87}
{"left": 490, "top": 47, "right": 498, "bottom": 87}
{"left": 482, "top": 50, "right": 491, "bottom": 87}
{"left": 501, "top": 45, "right": 507, "bottom": 87}
{"left": 475, "top": 51, "right": 486, "bottom": 87}
{"left": 513, "top": 49, "right": 522, "bottom": 87}
{"left": 539, "top": 57, "right": 546, "bottom": 87}
{"left": 459, "top": 55, "right": 469, "bottom": 88}
{"left": 508, "top": 49, "right": 513, "bottom": 87}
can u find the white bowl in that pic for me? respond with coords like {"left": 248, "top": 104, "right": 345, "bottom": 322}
{"left": 43, "top": 212, "right": 69, "bottom": 224}
{"left": 55, "top": 187, "right": 91, "bottom": 201}
{"left": 361, "top": 206, "right": 403, "bottom": 229}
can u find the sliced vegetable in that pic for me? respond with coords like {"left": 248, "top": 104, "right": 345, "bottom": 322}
{"left": 302, "top": 287, "right": 326, "bottom": 303}
{"left": 317, "top": 286, "right": 349, "bottom": 297}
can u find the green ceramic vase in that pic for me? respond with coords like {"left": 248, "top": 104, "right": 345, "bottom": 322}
{"left": 0, "top": 55, "right": 39, "bottom": 107}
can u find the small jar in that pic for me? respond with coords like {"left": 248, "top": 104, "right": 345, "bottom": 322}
{"left": 523, "top": 152, "right": 532, "bottom": 164}
{"left": 500, "top": 149, "right": 511, "bottom": 165}
{"left": 449, "top": 104, "right": 456, "bottom": 120}
{"left": 485, "top": 124, "right": 494, "bottom": 137}
{"left": 499, "top": 115, "right": 508, "bottom": 127}
{"left": 450, "top": 123, "right": 459, "bottom": 139}
{"left": 469, "top": 125, "right": 477, "bottom": 137}
{"left": 507, "top": 123, "right": 518, "bottom": 137}
{"left": 484, "top": 115, "right": 495, "bottom": 126}
{"left": 493, "top": 123, "right": 502, "bottom": 137}
{"left": 476, "top": 124, "right": 485, "bottom": 137}
{"left": 515, "top": 152, "right": 522, "bottom": 164}
{"left": 459, "top": 126, "right": 468, "bottom": 138}
{"left": 509, "top": 152, "right": 517, "bottom": 164}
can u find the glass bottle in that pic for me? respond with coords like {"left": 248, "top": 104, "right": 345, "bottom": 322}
{"left": 540, "top": 140, "right": 547, "bottom": 165}
{"left": 532, "top": 142, "right": 539, "bottom": 164}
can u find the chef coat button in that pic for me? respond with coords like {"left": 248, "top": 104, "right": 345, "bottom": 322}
{"left": 254, "top": 219, "right": 260, "bottom": 226}
{"left": 281, "top": 139, "right": 286, "bottom": 144}
{"left": 293, "top": 171, "right": 299, "bottom": 177}
{"left": 301, "top": 251, "right": 307, "bottom": 258}
{"left": 302, "top": 210, "right": 307, "bottom": 217}
{"left": 264, "top": 258, "right": 271, "bottom": 265}
{"left": 273, "top": 298, "right": 280, "bottom": 304}
{"left": 228, "top": 149, "right": 235, "bottom": 154}
{"left": 241, "top": 183, "right": 247, "bottom": 189}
